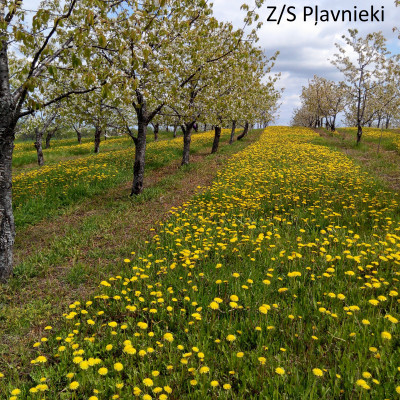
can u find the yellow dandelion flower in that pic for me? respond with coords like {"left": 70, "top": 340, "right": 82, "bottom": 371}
{"left": 69, "top": 381, "right": 79, "bottom": 390}
{"left": 163, "top": 333, "right": 174, "bottom": 342}
{"left": 114, "top": 363, "right": 123, "bottom": 371}
{"left": 312, "top": 368, "right": 323, "bottom": 377}
{"left": 98, "top": 367, "right": 108, "bottom": 376}
{"left": 143, "top": 378, "right": 153, "bottom": 387}
{"left": 381, "top": 331, "right": 392, "bottom": 340}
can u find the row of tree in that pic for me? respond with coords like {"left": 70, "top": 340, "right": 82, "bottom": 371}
{"left": 292, "top": 29, "right": 400, "bottom": 141}
{"left": 0, "top": 0, "right": 281, "bottom": 281}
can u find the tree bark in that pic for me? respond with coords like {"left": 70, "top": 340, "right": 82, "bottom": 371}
{"left": 211, "top": 126, "right": 221, "bottom": 154}
{"left": 181, "top": 122, "right": 195, "bottom": 166}
{"left": 34, "top": 127, "right": 45, "bottom": 166}
{"left": 94, "top": 126, "right": 101, "bottom": 153}
{"left": 229, "top": 120, "right": 236, "bottom": 144}
{"left": 153, "top": 123, "right": 159, "bottom": 141}
{"left": 237, "top": 121, "right": 249, "bottom": 141}
{"left": 173, "top": 125, "right": 178, "bottom": 138}
{"left": 204, "top": 123, "right": 207, "bottom": 131}
{"left": 131, "top": 120, "right": 147, "bottom": 195}
{"left": 0, "top": 40, "right": 16, "bottom": 282}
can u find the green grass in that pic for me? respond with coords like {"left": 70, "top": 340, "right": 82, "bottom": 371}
{"left": 312, "top": 127, "right": 400, "bottom": 194}
{"left": 336, "top": 127, "right": 400, "bottom": 152}
{"left": 12, "top": 130, "right": 231, "bottom": 229}
{"left": 0, "top": 129, "right": 261, "bottom": 398}
{"left": 13, "top": 130, "right": 180, "bottom": 170}
{"left": 2, "top": 126, "right": 399, "bottom": 399}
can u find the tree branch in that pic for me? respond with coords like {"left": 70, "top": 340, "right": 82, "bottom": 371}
{"left": 18, "top": 85, "right": 101, "bottom": 118}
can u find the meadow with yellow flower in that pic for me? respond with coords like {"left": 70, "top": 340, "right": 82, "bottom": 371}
{"left": 2, "top": 126, "right": 400, "bottom": 399}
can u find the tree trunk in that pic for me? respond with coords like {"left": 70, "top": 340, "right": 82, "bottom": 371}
{"left": 166, "top": 125, "right": 169, "bottom": 132}
{"left": 153, "top": 123, "right": 159, "bottom": 142}
{"left": 45, "top": 127, "right": 56, "bottom": 149}
{"left": 356, "top": 71, "right": 363, "bottom": 144}
{"left": 181, "top": 122, "right": 194, "bottom": 166}
{"left": 0, "top": 41, "right": 16, "bottom": 282}
{"left": 237, "top": 121, "right": 249, "bottom": 141}
{"left": 173, "top": 125, "right": 178, "bottom": 138}
{"left": 0, "top": 133, "right": 15, "bottom": 283}
{"left": 131, "top": 120, "right": 147, "bottom": 195}
{"left": 34, "top": 127, "right": 45, "bottom": 166}
{"left": 331, "top": 116, "right": 336, "bottom": 132}
{"left": 211, "top": 126, "right": 221, "bottom": 154}
{"left": 204, "top": 123, "right": 207, "bottom": 131}
{"left": 386, "top": 116, "right": 390, "bottom": 129}
{"left": 357, "top": 124, "right": 362, "bottom": 144}
{"left": 94, "top": 126, "right": 101, "bottom": 153}
{"left": 73, "top": 125, "right": 82, "bottom": 144}
{"left": 229, "top": 120, "right": 236, "bottom": 144}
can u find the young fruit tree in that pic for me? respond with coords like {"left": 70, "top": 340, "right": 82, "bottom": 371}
{"left": 91, "top": 0, "right": 221, "bottom": 195}
{"left": 166, "top": 17, "right": 247, "bottom": 165}
{"left": 345, "top": 56, "right": 400, "bottom": 128}
{"left": 298, "top": 76, "right": 346, "bottom": 131}
{"left": 331, "top": 29, "right": 389, "bottom": 143}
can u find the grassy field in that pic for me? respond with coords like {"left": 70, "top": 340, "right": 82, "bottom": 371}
{"left": 13, "top": 131, "right": 176, "bottom": 170}
{"left": 2, "top": 126, "right": 399, "bottom": 399}
{"left": 1, "top": 127, "right": 263, "bottom": 399}
{"left": 312, "top": 127, "right": 400, "bottom": 193}
{"left": 12, "top": 130, "right": 229, "bottom": 228}
{"left": 332, "top": 127, "right": 400, "bottom": 154}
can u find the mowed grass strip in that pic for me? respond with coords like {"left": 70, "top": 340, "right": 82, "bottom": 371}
{"left": 0, "top": 129, "right": 259, "bottom": 396}
{"left": 311, "top": 127, "right": 400, "bottom": 192}
{"left": 2, "top": 126, "right": 400, "bottom": 399}
{"left": 336, "top": 127, "right": 400, "bottom": 154}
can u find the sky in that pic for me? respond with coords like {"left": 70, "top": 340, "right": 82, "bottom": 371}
{"left": 213, "top": 0, "right": 400, "bottom": 125}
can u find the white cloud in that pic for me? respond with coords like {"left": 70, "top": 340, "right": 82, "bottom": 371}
{"left": 213, "top": 0, "right": 400, "bottom": 125}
